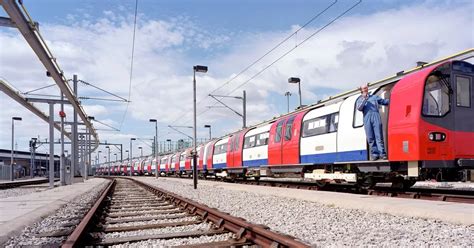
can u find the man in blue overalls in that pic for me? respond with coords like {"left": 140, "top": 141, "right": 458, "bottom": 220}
{"left": 356, "top": 84, "right": 389, "bottom": 161}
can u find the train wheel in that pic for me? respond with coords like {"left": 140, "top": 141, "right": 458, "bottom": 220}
{"left": 359, "top": 176, "right": 376, "bottom": 190}
{"left": 315, "top": 180, "right": 328, "bottom": 189}
{"left": 403, "top": 179, "right": 417, "bottom": 189}
{"left": 391, "top": 177, "right": 416, "bottom": 190}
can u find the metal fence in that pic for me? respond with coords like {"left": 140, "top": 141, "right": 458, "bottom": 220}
{"left": 0, "top": 164, "right": 11, "bottom": 180}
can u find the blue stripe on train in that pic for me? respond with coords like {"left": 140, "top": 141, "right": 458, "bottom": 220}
{"left": 212, "top": 163, "right": 227, "bottom": 169}
{"left": 243, "top": 158, "right": 268, "bottom": 167}
{"left": 300, "top": 150, "right": 367, "bottom": 164}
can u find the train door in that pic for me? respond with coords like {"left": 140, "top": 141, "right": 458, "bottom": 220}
{"left": 337, "top": 95, "right": 367, "bottom": 161}
{"left": 233, "top": 130, "right": 245, "bottom": 167}
{"left": 451, "top": 61, "right": 474, "bottom": 157}
{"left": 226, "top": 135, "right": 236, "bottom": 167}
{"left": 373, "top": 83, "right": 395, "bottom": 158}
{"left": 282, "top": 115, "right": 302, "bottom": 164}
{"left": 268, "top": 119, "right": 285, "bottom": 164}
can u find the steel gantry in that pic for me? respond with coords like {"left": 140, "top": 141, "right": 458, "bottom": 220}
{"left": 0, "top": 0, "right": 100, "bottom": 185}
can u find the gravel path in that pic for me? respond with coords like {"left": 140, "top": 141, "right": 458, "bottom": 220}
{"left": 137, "top": 177, "right": 474, "bottom": 247}
{"left": 4, "top": 180, "right": 109, "bottom": 247}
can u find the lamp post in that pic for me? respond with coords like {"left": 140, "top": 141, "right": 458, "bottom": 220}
{"left": 166, "top": 139, "right": 172, "bottom": 152}
{"left": 288, "top": 77, "right": 302, "bottom": 108}
{"left": 125, "top": 150, "right": 129, "bottom": 175}
{"left": 285, "top": 91, "right": 291, "bottom": 113}
{"left": 130, "top": 138, "right": 136, "bottom": 176}
{"left": 105, "top": 146, "right": 111, "bottom": 176}
{"left": 11, "top": 117, "right": 22, "bottom": 181}
{"left": 138, "top": 146, "right": 143, "bottom": 157}
{"left": 193, "top": 65, "right": 208, "bottom": 189}
{"left": 149, "top": 119, "right": 159, "bottom": 178}
{"left": 204, "top": 125, "right": 212, "bottom": 141}
{"left": 97, "top": 151, "right": 102, "bottom": 164}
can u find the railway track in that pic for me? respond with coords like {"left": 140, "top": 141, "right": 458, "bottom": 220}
{"left": 63, "top": 178, "right": 309, "bottom": 247}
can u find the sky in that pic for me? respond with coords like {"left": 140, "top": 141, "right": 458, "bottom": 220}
{"left": 0, "top": 0, "right": 473, "bottom": 161}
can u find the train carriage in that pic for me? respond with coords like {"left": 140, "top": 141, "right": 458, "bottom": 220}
{"left": 197, "top": 145, "right": 204, "bottom": 172}
{"left": 203, "top": 140, "right": 218, "bottom": 176}
{"left": 143, "top": 156, "right": 152, "bottom": 175}
{"left": 151, "top": 157, "right": 158, "bottom": 176}
{"left": 159, "top": 155, "right": 168, "bottom": 176}
{"left": 212, "top": 137, "right": 229, "bottom": 177}
{"left": 242, "top": 124, "right": 272, "bottom": 177}
{"left": 121, "top": 160, "right": 128, "bottom": 175}
{"left": 388, "top": 60, "right": 474, "bottom": 182}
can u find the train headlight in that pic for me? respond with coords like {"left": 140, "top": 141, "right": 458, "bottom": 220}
{"left": 428, "top": 132, "right": 446, "bottom": 142}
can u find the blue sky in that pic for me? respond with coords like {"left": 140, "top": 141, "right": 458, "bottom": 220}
{"left": 0, "top": 0, "right": 473, "bottom": 159}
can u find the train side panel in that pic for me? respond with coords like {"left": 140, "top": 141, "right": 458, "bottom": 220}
{"left": 300, "top": 103, "right": 341, "bottom": 163}
{"left": 242, "top": 124, "right": 271, "bottom": 167}
{"left": 213, "top": 137, "right": 229, "bottom": 169}
{"left": 336, "top": 94, "right": 367, "bottom": 161}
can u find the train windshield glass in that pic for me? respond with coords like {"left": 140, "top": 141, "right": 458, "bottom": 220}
{"left": 423, "top": 74, "right": 450, "bottom": 116}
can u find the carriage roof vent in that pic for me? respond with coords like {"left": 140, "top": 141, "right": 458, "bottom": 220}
{"left": 417, "top": 61, "right": 428, "bottom": 67}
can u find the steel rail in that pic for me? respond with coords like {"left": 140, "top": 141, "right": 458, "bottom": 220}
{"left": 62, "top": 179, "right": 115, "bottom": 248}
{"left": 368, "top": 187, "right": 474, "bottom": 204}
{"left": 0, "top": 0, "right": 99, "bottom": 150}
{"left": 130, "top": 178, "right": 310, "bottom": 248}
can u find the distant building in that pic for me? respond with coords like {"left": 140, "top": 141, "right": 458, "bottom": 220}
{"left": 0, "top": 149, "right": 61, "bottom": 178}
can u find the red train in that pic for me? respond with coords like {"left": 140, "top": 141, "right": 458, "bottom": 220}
{"left": 98, "top": 51, "right": 474, "bottom": 188}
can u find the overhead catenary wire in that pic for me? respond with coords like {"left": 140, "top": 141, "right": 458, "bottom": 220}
{"left": 170, "top": 0, "right": 338, "bottom": 124}
{"left": 226, "top": 0, "right": 362, "bottom": 96}
{"left": 78, "top": 80, "right": 129, "bottom": 102}
{"left": 180, "top": 0, "right": 362, "bottom": 125}
{"left": 118, "top": 0, "right": 139, "bottom": 130}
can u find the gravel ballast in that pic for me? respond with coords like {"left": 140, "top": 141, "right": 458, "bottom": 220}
{"left": 0, "top": 186, "right": 47, "bottom": 199}
{"left": 137, "top": 177, "right": 474, "bottom": 247}
{"left": 103, "top": 222, "right": 213, "bottom": 240}
{"left": 4, "top": 180, "right": 109, "bottom": 247}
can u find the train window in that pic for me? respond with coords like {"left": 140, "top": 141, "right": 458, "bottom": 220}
{"left": 214, "top": 144, "right": 227, "bottom": 154}
{"left": 284, "top": 116, "right": 295, "bottom": 141}
{"left": 423, "top": 75, "right": 450, "bottom": 116}
{"left": 329, "top": 113, "right": 339, "bottom": 132}
{"left": 244, "top": 136, "right": 256, "bottom": 149}
{"left": 274, "top": 121, "right": 284, "bottom": 143}
{"left": 243, "top": 137, "right": 251, "bottom": 149}
{"left": 353, "top": 97, "right": 364, "bottom": 128}
{"left": 302, "top": 116, "right": 327, "bottom": 137}
{"left": 256, "top": 132, "right": 269, "bottom": 146}
{"left": 456, "top": 76, "right": 471, "bottom": 107}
